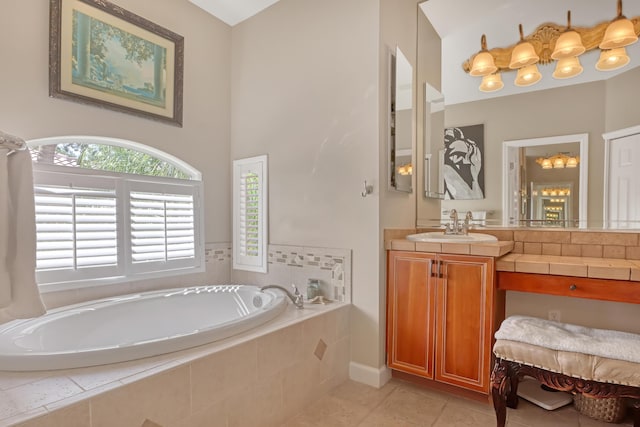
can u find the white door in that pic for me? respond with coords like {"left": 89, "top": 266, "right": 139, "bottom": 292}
{"left": 607, "top": 131, "right": 640, "bottom": 228}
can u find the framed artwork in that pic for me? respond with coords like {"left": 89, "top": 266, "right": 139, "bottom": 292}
{"left": 49, "top": 0, "right": 184, "bottom": 126}
{"left": 442, "top": 124, "right": 485, "bottom": 200}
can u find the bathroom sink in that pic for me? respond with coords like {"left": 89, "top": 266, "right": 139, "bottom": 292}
{"left": 406, "top": 232, "right": 498, "bottom": 243}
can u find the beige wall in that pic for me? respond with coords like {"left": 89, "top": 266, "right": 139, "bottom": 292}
{"left": 0, "top": 0, "right": 232, "bottom": 244}
{"left": 231, "top": 0, "right": 383, "bottom": 372}
{"left": 604, "top": 66, "right": 640, "bottom": 132}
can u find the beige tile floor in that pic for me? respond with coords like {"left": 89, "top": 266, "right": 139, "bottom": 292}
{"left": 283, "top": 379, "right": 635, "bottom": 426}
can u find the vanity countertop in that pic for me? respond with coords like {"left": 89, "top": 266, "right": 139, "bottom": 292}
{"left": 496, "top": 253, "right": 640, "bottom": 282}
{"left": 386, "top": 238, "right": 514, "bottom": 257}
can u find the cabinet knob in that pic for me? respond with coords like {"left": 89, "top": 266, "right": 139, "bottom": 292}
{"left": 569, "top": 284, "right": 577, "bottom": 291}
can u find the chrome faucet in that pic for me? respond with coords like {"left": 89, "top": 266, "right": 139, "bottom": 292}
{"left": 463, "top": 211, "right": 473, "bottom": 235}
{"left": 260, "top": 284, "right": 304, "bottom": 309}
{"left": 445, "top": 209, "right": 459, "bottom": 235}
{"left": 444, "top": 209, "right": 474, "bottom": 235}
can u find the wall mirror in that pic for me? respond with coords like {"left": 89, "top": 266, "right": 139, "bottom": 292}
{"left": 416, "top": 0, "right": 640, "bottom": 229}
{"left": 389, "top": 46, "right": 413, "bottom": 193}
{"left": 502, "top": 134, "right": 588, "bottom": 228}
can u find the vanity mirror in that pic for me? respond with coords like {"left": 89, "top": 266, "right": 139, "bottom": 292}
{"left": 416, "top": 0, "right": 640, "bottom": 229}
{"left": 389, "top": 46, "right": 413, "bottom": 193}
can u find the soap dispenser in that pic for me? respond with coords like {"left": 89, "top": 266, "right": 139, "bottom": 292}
{"left": 307, "top": 278, "right": 321, "bottom": 300}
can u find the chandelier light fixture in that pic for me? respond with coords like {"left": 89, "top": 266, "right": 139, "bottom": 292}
{"left": 535, "top": 153, "right": 580, "bottom": 169}
{"left": 462, "top": 0, "right": 639, "bottom": 92}
{"left": 540, "top": 188, "right": 571, "bottom": 197}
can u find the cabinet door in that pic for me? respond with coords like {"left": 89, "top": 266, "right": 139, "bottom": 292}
{"left": 387, "top": 251, "right": 436, "bottom": 378}
{"left": 434, "top": 255, "right": 494, "bottom": 393}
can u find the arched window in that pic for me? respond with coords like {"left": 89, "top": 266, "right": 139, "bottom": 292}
{"left": 28, "top": 136, "right": 204, "bottom": 291}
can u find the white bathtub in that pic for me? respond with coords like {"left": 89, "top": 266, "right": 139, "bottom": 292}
{"left": 0, "top": 285, "right": 286, "bottom": 371}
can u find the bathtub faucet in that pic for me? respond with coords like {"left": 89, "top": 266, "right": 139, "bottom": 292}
{"left": 260, "top": 284, "right": 304, "bottom": 309}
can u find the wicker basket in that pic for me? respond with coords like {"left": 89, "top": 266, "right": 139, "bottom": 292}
{"left": 573, "top": 393, "right": 627, "bottom": 423}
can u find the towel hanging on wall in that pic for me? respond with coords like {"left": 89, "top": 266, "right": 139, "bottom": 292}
{"left": 0, "top": 131, "right": 46, "bottom": 324}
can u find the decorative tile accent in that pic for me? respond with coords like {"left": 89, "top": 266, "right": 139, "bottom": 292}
{"left": 314, "top": 339, "right": 328, "bottom": 361}
{"left": 263, "top": 244, "right": 352, "bottom": 303}
{"left": 204, "top": 243, "right": 232, "bottom": 263}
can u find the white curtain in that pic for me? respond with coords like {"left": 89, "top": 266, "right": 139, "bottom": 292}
{"left": 0, "top": 133, "right": 45, "bottom": 324}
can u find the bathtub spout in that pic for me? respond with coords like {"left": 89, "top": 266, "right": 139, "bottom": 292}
{"left": 260, "top": 284, "right": 304, "bottom": 309}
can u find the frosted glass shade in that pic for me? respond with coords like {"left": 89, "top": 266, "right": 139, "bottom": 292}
{"left": 596, "top": 47, "right": 630, "bottom": 71}
{"left": 566, "top": 157, "right": 579, "bottom": 168}
{"left": 551, "top": 31, "right": 585, "bottom": 59}
{"left": 553, "top": 157, "right": 566, "bottom": 168}
{"left": 470, "top": 51, "right": 497, "bottom": 76}
{"left": 479, "top": 73, "right": 504, "bottom": 92}
{"left": 514, "top": 64, "right": 541, "bottom": 86}
{"left": 552, "top": 56, "right": 583, "bottom": 79}
{"left": 509, "top": 42, "right": 539, "bottom": 69}
{"left": 600, "top": 18, "right": 638, "bottom": 49}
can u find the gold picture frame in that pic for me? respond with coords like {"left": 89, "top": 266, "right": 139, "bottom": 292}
{"left": 49, "top": 0, "right": 184, "bottom": 126}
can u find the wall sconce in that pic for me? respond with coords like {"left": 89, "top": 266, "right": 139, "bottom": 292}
{"left": 509, "top": 24, "right": 540, "bottom": 69}
{"left": 462, "top": 1, "right": 640, "bottom": 92}
{"left": 536, "top": 153, "right": 580, "bottom": 169}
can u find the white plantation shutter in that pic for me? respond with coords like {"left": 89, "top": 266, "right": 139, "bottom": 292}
{"left": 233, "top": 155, "right": 267, "bottom": 273}
{"left": 32, "top": 166, "right": 203, "bottom": 289}
{"left": 128, "top": 180, "right": 199, "bottom": 273}
{"left": 130, "top": 192, "right": 195, "bottom": 262}
{"left": 33, "top": 172, "right": 123, "bottom": 284}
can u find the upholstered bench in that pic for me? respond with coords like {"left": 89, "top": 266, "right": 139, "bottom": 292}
{"left": 491, "top": 316, "right": 640, "bottom": 426}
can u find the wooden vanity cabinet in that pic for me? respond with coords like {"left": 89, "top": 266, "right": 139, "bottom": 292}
{"left": 386, "top": 250, "right": 500, "bottom": 394}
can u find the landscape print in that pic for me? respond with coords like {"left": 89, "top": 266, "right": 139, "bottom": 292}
{"left": 71, "top": 10, "right": 167, "bottom": 109}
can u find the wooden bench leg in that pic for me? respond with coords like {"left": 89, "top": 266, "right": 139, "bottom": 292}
{"left": 630, "top": 399, "right": 640, "bottom": 427}
{"left": 491, "top": 358, "right": 519, "bottom": 427}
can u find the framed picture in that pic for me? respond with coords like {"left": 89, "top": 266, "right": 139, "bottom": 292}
{"left": 442, "top": 124, "right": 485, "bottom": 200}
{"left": 49, "top": 0, "right": 184, "bottom": 126}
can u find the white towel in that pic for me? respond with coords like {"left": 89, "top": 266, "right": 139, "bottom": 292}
{"left": 495, "top": 315, "right": 640, "bottom": 364}
{"left": 0, "top": 148, "right": 46, "bottom": 324}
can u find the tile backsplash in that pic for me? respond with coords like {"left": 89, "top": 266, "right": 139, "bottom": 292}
{"left": 232, "top": 244, "right": 352, "bottom": 303}
{"left": 385, "top": 228, "right": 640, "bottom": 261}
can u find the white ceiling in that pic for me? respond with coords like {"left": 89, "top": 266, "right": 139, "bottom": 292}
{"left": 189, "top": 0, "right": 640, "bottom": 105}
{"left": 188, "top": 0, "right": 281, "bottom": 26}
{"left": 420, "top": 0, "right": 640, "bottom": 105}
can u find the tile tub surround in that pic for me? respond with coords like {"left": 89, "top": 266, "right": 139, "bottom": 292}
{"left": 0, "top": 304, "right": 350, "bottom": 427}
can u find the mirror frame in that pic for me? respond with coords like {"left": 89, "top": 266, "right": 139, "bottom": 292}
{"left": 502, "top": 133, "right": 589, "bottom": 228}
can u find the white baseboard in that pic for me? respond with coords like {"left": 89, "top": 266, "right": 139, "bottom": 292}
{"left": 349, "top": 362, "right": 392, "bottom": 388}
